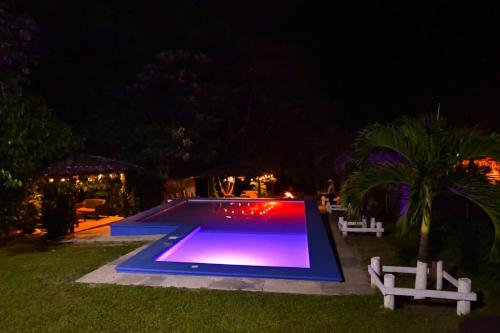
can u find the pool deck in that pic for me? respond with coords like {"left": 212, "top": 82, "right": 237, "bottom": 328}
{"left": 75, "top": 207, "right": 372, "bottom": 295}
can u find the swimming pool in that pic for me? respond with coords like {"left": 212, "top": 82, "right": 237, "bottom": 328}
{"left": 112, "top": 198, "right": 343, "bottom": 281}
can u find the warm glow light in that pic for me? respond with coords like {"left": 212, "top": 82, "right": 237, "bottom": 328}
{"left": 60, "top": 178, "right": 66, "bottom": 182}
{"left": 461, "top": 158, "right": 500, "bottom": 184}
{"left": 284, "top": 191, "right": 294, "bottom": 199}
{"left": 48, "top": 178, "right": 54, "bottom": 183}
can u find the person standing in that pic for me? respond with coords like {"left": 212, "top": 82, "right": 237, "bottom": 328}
{"left": 327, "top": 179, "right": 335, "bottom": 204}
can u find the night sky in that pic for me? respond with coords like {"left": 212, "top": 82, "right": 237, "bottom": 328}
{"left": 17, "top": 0, "right": 500, "bottom": 130}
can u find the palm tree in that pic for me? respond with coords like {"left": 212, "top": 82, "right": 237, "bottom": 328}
{"left": 341, "top": 114, "right": 500, "bottom": 265}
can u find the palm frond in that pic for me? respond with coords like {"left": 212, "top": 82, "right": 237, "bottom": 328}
{"left": 341, "top": 163, "right": 417, "bottom": 217}
{"left": 353, "top": 114, "right": 448, "bottom": 168}
{"left": 353, "top": 122, "right": 411, "bottom": 167}
{"left": 450, "top": 129, "right": 500, "bottom": 162}
{"left": 396, "top": 181, "right": 428, "bottom": 233}
{"left": 448, "top": 171, "right": 500, "bottom": 262}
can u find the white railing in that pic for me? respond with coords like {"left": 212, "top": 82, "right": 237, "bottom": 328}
{"left": 337, "top": 216, "right": 384, "bottom": 237}
{"left": 367, "top": 257, "right": 477, "bottom": 315}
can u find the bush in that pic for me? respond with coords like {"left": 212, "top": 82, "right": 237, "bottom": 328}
{"left": 42, "top": 182, "right": 77, "bottom": 239}
{"left": 0, "top": 172, "right": 42, "bottom": 235}
{"left": 17, "top": 180, "right": 42, "bottom": 234}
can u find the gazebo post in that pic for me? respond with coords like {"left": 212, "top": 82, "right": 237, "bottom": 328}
{"left": 258, "top": 177, "right": 261, "bottom": 198}
{"left": 119, "top": 172, "right": 127, "bottom": 192}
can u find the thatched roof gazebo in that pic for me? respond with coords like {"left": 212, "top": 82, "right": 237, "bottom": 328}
{"left": 44, "top": 154, "right": 141, "bottom": 177}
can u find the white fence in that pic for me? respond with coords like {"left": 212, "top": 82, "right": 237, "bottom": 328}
{"left": 337, "top": 216, "right": 384, "bottom": 237}
{"left": 367, "top": 257, "right": 477, "bottom": 315}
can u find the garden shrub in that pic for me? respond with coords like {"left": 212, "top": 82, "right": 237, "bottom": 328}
{"left": 42, "top": 182, "right": 77, "bottom": 239}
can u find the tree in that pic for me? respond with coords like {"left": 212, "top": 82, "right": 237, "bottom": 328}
{"left": 0, "top": 3, "right": 40, "bottom": 96}
{"left": 0, "top": 94, "right": 80, "bottom": 233}
{"left": 0, "top": 4, "right": 80, "bottom": 233}
{"left": 341, "top": 114, "right": 500, "bottom": 265}
{"left": 0, "top": 95, "right": 78, "bottom": 177}
{"left": 106, "top": 50, "right": 226, "bottom": 179}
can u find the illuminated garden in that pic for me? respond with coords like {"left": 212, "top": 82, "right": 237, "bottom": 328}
{"left": 1, "top": 2, "right": 500, "bottom": 332}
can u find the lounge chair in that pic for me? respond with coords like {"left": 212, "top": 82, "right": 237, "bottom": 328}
{"left": 76, "top": 199, "right": 107, "bottom": 221}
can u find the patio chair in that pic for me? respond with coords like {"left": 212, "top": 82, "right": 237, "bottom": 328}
{"left": 76, "top": 199, "right": 107, "bottom": 221}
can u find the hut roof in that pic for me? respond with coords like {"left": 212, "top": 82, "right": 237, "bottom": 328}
{"left": 44, "top": 154, "right": 142, "bottom": 177}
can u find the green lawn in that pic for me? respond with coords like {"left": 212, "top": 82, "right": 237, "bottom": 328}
{"left": 0, "top": 238, "right": 496, "bottom": 332}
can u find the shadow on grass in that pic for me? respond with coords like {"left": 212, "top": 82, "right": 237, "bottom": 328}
{"left": 0, "top": 236, "right": 61, "bottom": 256}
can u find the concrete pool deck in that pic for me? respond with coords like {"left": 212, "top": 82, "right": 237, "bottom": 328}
{"left": 75, "top": 213, "right": 373, "bottom": 296}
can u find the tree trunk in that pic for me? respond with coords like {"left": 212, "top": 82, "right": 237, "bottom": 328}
{"left": 415, "top": 190, "right": 432, "bottom": 299}
{"left": 418, "top": 192, "right": 432, "bottom": 261}
{"left": 418, "top": 229, "right": 429, "bottom": 260}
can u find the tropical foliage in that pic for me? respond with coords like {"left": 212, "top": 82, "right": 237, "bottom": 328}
{"left": 0, "top": 6, "right": 80, "bottom": 234}
{"left": 342, "top": 114, "right": 500, "bottom": 261}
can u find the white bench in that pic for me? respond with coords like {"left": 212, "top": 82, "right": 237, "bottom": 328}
{"left": 325, "top": 202, "right": 348, "bottom": 213}
{"left": 337, "top": 216, "right": 384, "bottom": 237}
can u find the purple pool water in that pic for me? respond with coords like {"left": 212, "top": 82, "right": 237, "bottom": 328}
{"left": 153, "top": 200, "right": 310, "bottom": 268}
{"left": 156, "top": 229, "right": 310, "bottom": 268}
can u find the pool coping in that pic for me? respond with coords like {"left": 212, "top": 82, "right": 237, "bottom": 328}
{"left": 76, "top": 215, "right": 372, "bottom": 295}
{"left": 112, "top": 199, "right": 343, "bottom": 282}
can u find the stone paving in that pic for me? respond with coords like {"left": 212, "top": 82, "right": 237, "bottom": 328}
{"left": 76, "top": 208, "right": 373, "bottom": 295}
{"left": 74, "top": 215, "right": 123, "bottom": 233}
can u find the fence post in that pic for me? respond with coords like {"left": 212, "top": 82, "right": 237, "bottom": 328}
{"left": 326, "top": 202, "right": 331, "bottom": 213}
{"left": 370, "top": 217, "right": 375, "bottom": 229}
{"left": 457, "top": 278, "right": 472, "bottom": 315}
{"left": 376, "top": 222, "right": 383, "bottom": 237}
{"left": 414, "top": 261, "right": 428, "bottom": 300}
{"left": 436, "top": 261, "right": 443, "bottom": 290}
{"left": 338, "top": 216, "right": 344, "bottom": 229}
{"left": 384, "top": 274, "right": 396, "bottom": 310}
{"left": 370, "top": 256, "right": 380, "bottom": 288}
{"left": 362, "top": 216, "right": 367, "bottom": 228}
{"left": 341, "top": 220, "right": 348, "bottom": 237}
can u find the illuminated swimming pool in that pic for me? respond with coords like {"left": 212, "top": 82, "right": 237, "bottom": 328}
{"left": 112, "top": 199, "right": 343, "bottom": 281}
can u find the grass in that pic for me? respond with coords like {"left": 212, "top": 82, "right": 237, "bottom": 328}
{"left": 0, "top": 239, "right": 474, "bottom": 333}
